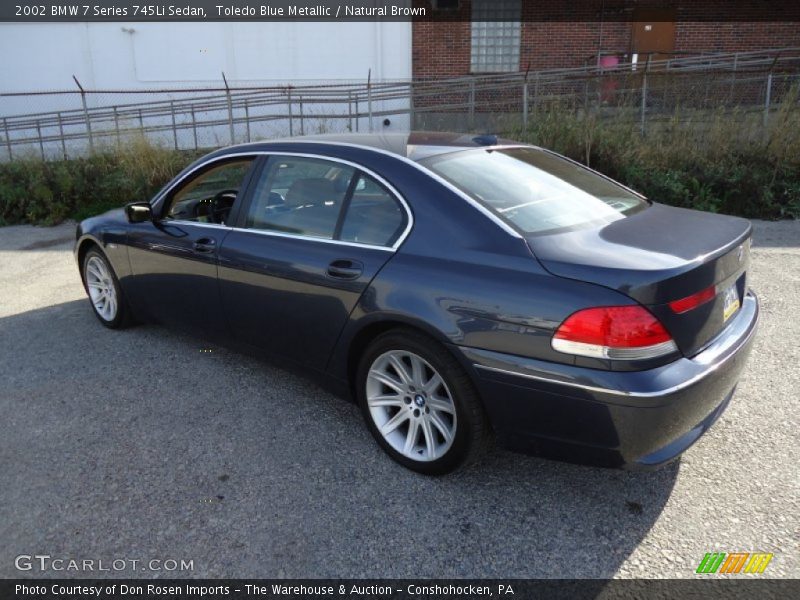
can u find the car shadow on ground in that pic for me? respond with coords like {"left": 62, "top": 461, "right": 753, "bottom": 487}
{"left": 0, "top": 299, "right": 678, "bottom": 579}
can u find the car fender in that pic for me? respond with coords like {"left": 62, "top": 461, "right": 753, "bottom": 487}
{"left": 74, "top": 209, "right": 133, "bottom": 284}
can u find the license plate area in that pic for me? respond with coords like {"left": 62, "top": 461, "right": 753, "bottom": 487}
{"left": 722, "top": 282, "right": 740, "bottom": 322}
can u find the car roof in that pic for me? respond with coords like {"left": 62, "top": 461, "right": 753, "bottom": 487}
{"left": 216, "top": 131, "right": 521, "bottom": 162}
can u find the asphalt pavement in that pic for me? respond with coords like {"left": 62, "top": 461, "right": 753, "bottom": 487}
{"left": 0, "top": 219, "right": 797, "bottom": 579}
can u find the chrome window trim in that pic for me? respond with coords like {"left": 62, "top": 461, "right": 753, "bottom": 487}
{"left": 234, "top": 226, "right": 394, "bottom": 252}
{"left": 161, "top": 220, "right": 393, "bottom": 252}
{"left": 151, "top": 139, "right": 639, "bottom": 244}
{"left": 151, "top": 150, "right": 414, "bottom": 252}
{"left": 166, "top": 220, "right": 231, "bottom": 230}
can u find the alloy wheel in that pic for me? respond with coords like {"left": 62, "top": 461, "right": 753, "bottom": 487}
{"left": 366, "top": 350, "right": 457, "bottom": 462}
{"left": 85, "top": 256, "right": 118, "bottom": 322}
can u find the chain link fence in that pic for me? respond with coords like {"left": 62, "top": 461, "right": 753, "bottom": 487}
{"left": 1, "top": 48, "right": 799, "bottom": 162}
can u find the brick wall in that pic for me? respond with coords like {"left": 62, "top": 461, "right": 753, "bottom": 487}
{"left": 675, "top": 22, "right": 800, "bottom": 53}
{"left": 412, "top": 2, "right": 472, "bottom": 80}
{"left": 412, "top": 1, "right": 800, "bottom": 79}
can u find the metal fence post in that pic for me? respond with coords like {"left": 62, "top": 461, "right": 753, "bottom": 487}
{"left": 469, "top": 78, "right": 475, "bottom": 130}
{"left": 583, "top": 78, "right": 589, "bottom": 110}
{"left": 191, "top": 107, "right": 198, "bottom": 149}
{"left": 57, "top": 112, "right": 67, "bottom": 160}
{"left": 729, "top": 52, "right": 739, "bottom": 101}
{"left": 222, "top": 72, "right": 235, "bottom": 144}
{"left": 113, "top": 106, "right": 121, "bottom": 150}
{"left": 347, "top": 91, "right": 353, "bottom": 132}
{"left": 640, "top": 57, "right": 650, "bottom": 136}
{"left": 288, "top": 88, "right": 294, "bottom": 136}
{"left": 73, "top": 75, "right": 94, "bottom": 154}
{"left": 299, "top": 96, "right": 305, "bottom": 135}
{"left": 641, "top": 71, "right": 647, "bottom": 135}
{"left": 764, "top": 72, "right": 773, "bottom": 128}
{"left": 367, "top": 69, "right": 373, "bottom": 133}
{"left": 408, "top": 80, "right": 415, "bottom": 130}
{"left": 523, "top": 82, "right": 529, "bottom": 129}
{"left": 169, "top": 101, "right": 178, "bottom": 149}
{"left": 4, "top": 117, "right": 13, "bottom": 160}
{"left": 641, "top": 72, "right": 647, "bottom": 135}
{"left": 244, "top": 100, "right": 251, "bottom": 142}
{"left": 355, "top": 96, "right": 359, "bottom": 132}
{"left": 36, "top": 120, "right": 44, "bottom": 160}
{"left": 138, "top": 109, "right": 143, "bottom": 130}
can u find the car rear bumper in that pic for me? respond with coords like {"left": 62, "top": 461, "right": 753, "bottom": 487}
{"left": 459, "top": 291, "right": 759, "bottom": 469}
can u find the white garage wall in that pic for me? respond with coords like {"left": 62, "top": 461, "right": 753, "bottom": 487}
{"left": 0, "top": 21, "right": 412, "bottom": 112}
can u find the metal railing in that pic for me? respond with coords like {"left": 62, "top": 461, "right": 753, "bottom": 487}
{"left": 1, "top": 47, "right": 799, "bottom": 161}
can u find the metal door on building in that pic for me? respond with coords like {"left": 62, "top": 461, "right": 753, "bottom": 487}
{"left": 631, "top": 9, "right": 676, "bottom": 65}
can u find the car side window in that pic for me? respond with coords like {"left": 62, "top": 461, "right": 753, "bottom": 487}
{"left": 164, "top": 159, "right": 254, "bottom": 224}
{"left": 245, "top": 156, "right": 356, "bottom": 239}
{"left": 339, "top": 174, "right": 406, "bottom": 247}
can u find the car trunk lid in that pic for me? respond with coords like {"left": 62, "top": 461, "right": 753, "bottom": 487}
{"left": 527, "top": 203, "right": 752, "bottom": 357}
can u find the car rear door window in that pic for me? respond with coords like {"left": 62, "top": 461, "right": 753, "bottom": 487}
{"left": 245, "top": 156, "right": 356, "bottom": 239}
{"left": 338, "top": 174, "right": 406, "bottom": 247}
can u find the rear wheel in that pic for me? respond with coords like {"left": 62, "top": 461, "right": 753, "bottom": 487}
{"left": 82, "top": 248, "right": 132, "bottom": 329}
{"left": 356, "top": 329, "right": 491, "bottom": 474}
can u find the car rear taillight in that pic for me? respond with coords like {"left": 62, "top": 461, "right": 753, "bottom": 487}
{"left": 552, "top": 305, "right": 678, "bottom": 360}
{"left": 668, "top": 285, "right": 716, "bottom": 314}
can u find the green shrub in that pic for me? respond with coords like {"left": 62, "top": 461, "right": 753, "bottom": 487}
{"left": 0, "top": 137, "right": 203, "bottom": 226}
{"left": 2, "top": 98, "right": 799, "bottom": 226}
{"left": 514, "top": 93, "right": 800, "bottom": 220}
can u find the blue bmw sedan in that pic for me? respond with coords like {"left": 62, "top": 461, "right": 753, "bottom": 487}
{"left": 75, "top": 132, "right": 758, "bottom": 474}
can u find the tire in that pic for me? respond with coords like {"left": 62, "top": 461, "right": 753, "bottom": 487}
{"left": 356, "top": 328, "right": 492, "bottom": 475}
{"left": 81, "top": 248, "right": 133, "bottom": 329}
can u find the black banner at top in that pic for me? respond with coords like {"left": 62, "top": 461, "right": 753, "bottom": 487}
{"left": 3, "top": 0, "right": 800, "bottom": 22}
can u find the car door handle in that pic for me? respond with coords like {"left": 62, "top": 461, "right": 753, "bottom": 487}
{"left": 192, "top": 237, "right": 217, "bottom": 253}
{"left": 327, "top": 259, "right": 363, "bottom": 280}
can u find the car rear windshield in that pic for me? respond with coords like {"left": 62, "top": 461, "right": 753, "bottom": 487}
{"left": 420, "top": 147, "right": 648, "bottom": 235}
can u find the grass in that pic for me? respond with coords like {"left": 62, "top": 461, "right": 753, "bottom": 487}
{"left": 511, "top": 90, "right": 800, "bottom": 220}
{"left": 1, "top": 95, "right": 799, "bottom": 226}
{"left": 0, "top": 136, "right": 203, "bottom": 226}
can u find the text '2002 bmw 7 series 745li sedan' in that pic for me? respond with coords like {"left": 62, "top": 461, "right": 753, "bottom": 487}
{"left": 75, "top": 132, "right": 758, "bottom": 474}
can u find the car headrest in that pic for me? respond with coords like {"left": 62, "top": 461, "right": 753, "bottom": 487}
{"left": 284, "top": 178, "right": 337, "bottom": 207}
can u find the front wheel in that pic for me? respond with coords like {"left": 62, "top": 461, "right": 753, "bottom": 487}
{"left": 356, "top": 329, "right": 491, "bottom": 475}
{"left": 82, "top": 248, "right": 133, "bottom": 329}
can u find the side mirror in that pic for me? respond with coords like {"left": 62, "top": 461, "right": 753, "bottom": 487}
{"left": 125, "top": 202, "right": 153, "bottom": 223}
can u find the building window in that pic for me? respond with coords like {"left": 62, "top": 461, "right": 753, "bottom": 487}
{"left": 470, "top": 0, "right": 521, "bottom": 73}
{"left": 431, "top": 0, "right": 460, "bottom": 10}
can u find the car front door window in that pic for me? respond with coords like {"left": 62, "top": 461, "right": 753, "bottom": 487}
{"left": 164, "top": 159, "right": 254, "bottom": 225}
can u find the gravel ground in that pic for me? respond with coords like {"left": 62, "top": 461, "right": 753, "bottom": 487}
{"left": 0, "top": 219, "right": 797, "bottom": 579}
